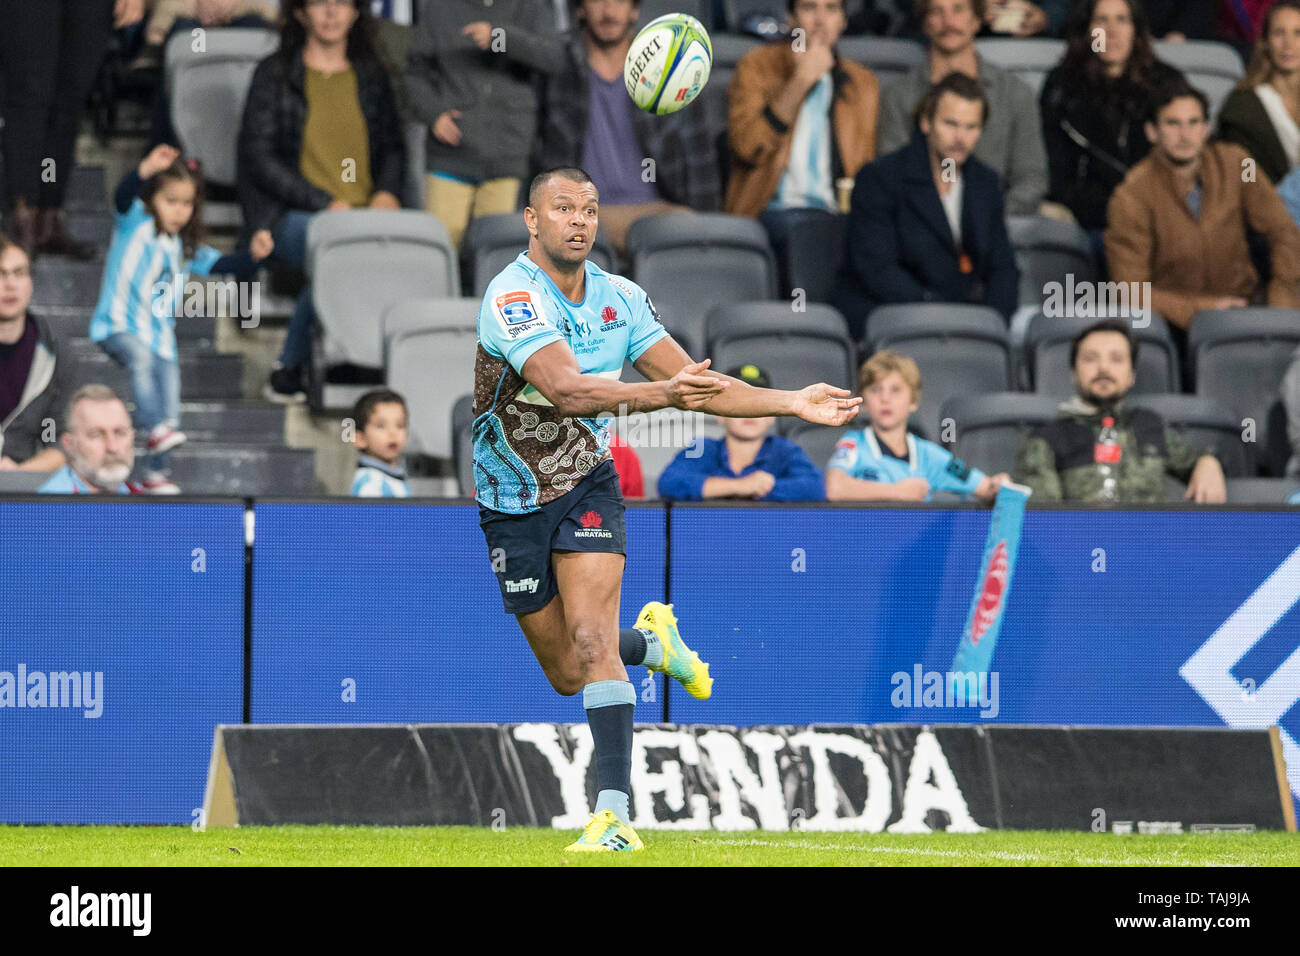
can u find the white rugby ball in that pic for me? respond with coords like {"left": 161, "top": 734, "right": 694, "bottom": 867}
{"left": 623, "top": 13, "right": 712, "bottom": 116}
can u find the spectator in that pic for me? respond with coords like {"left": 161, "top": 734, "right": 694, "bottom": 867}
{"left": 367, "top": 0, "right": 418, "bottom": 122}
{"left": 1105, "top": 77, "right": 1300, "bottom": 332}
{"left": 1218, "top": 0, "right": 1277, "bottom": 60}
{"left": 1281, "top": 342, "right": 1300, "bottom": 477}
{"left": 38, "top": 385, "right": 143, "bottom": 494}
{"left": 834, "top": 72, "right": 1020, "bottom": 339}
{"left": 1040, "top": 0, "right": 1183, "bottom": 249}
{"left": 877, "top": 0, "right": 1048, "bottom": 216}
{"left": 1219, "top": 0, "right": 1300, "bottom": 186}
{"left": 0, "top": 0, "right": 144, "bottom": 260}
{"left": 982, "top": 0, "right": 1068, "bottom": 37}
{"left": 350, "top": 388, "right": 411, "bottom": 496}
{"left": 1142, "top": 0, "right": 1216, "bottom": 41}
{"left": 827, "top": 350, "right": 1008, "bottom": 502}
{"left": 92, "top": 145, "right": 273, "bottom": 494}
{"left": 0, "top": 237, "right": 69, "bottom": 475}
{"left": 657, "top": 365, "right": 826, "bottom": 501}
{"left": 239, "top": 0, "right": 406, "bottom": 403}
{"left": 608, "top": 434, "right": 645, "bottom": 498}
{"left": 725, "top": 0, "right": 879, "bottom": 264}
{"left": 535, "top": 0, "right": 717, "bottom": 255}
{"left": 1014, "top": 318, "right": 1227, "bottom": 502}
{"left": 407, "top": 0, "right": 563, "bottom": 250}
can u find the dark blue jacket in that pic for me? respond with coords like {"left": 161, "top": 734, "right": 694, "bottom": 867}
{"left": 657, "top": 435, "right": 826, "bottom": 502}
{"left": 833, "top": 131, "right": 1020, "bottom": 337}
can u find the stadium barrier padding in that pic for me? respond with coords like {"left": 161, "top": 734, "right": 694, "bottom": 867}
{"left": 203, "top": 723, "right": 1296, "bottom": 832}
{"left": 3, "top": 497, "right": 1300, "bottom": 823}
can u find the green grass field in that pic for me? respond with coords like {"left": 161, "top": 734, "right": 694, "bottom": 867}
{"left": 1, "top": 826, "right": 1296, "bottom": 866}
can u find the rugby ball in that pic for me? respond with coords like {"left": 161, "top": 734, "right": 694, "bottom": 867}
{"left": 624, "top": 13, "right": 712, "bottom": 116}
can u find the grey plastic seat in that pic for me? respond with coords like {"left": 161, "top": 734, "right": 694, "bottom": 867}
{"left": 452, "top": 394, "right": 475, "bottom": 497}
{"left": 1124, "top": 394, "right": 1252, "bottom": 478}
{"left": 865, "top": 304, "right": 1013, "bottom": 442}
{"left": 837, "top": 36, "right": 926, "bottom": 87}
{"left": 710, "top": 31, "right": 762, "bottom": 68}
{"left": 705, "top": 302, "right": 855, "bottom": 390}
{"left": 1225, "top": 477, "right": 1300, "bottom": 504}
{"left": 783, "top": 415, "right": 863, "bottom": 472}
{"left": 974, "top": 38, "right": 1066, "bottom": 94}
{"left": 611, "top": 410, "right": 724, "bottom": 498}
{"left": 306, "top": 210, "right": 458, "bottom": 374}
{"left": 383, "top": 298, "right": 480, "bottom": 459}
{"left": 1024, "top": 310, "right": 1180, "bottom": 395}
{"left": 1153, "top": 40, "right": 1244, "bottom": 120}
{"left": 626, "top": 212, "right": 777, "bottom": 358}
{"left": 939, "top": 393, "right": 1062, "bottom": 477}
{"left": 461, "top": 213, "right": 617, "bottom": 296}
{"left": 639, "top": 0, "right": 711, "bottom": 26}
{"left": 166, "top": 28, "right": 279, "bottom": 187}
{"left": 783, "top": 211, "right": 846, "bottom": 302}
{"left": 1006, "top": 215, "right": 1097, "bottom": 310}
{"left": 1188, "top": 308, "right": 1300, "bottom": 473}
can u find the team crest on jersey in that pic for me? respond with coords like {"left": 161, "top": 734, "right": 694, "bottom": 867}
{"left": 495, "top": 290, "right": 538, "bottom": 325}
{"left": 600, "top": 305, "right": 627, "bottom": 331}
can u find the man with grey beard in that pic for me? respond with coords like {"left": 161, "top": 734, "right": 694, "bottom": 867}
{"left": 38, "top": 385, "right": 143, "bottom": 494}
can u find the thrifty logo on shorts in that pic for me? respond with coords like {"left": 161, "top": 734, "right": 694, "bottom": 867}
{"left": 505, "top": 578, "right": 540, "bottom": 594}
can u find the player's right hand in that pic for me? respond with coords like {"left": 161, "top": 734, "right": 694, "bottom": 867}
{"left": 665, "top": 359, "right": 729, "bottom": 410}
{"left": 894, "top": 477, "right": 930, "bottom": 501}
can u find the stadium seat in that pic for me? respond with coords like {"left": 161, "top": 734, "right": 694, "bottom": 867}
{"left": 404, "top": 121, "right": 427, "bottom": 209}
{"left": 639, "top": 0, "right": 711, "bottom": 27}
{"left": 306, "top": 210, "right": 459, "bottom": 398}
{"left": 973, "top": 38, "right": 1065, "bottom": 94}
{"left": 1188, "top": 309, "right": 1300, "bottom": 475}
{"left": 609, "top": 409, "right": 724, "bottom": 497}
{"left": 461, "top": 213, "right": 617, "bottom": 296}
{"left": 783, "top": 210, "right": 846, "bottom": 302}
{"left": 621, "top": 325, "right": 695, "bottom": 384}
{"left": 383, "top": 298, "right": 481, "bottom": 459}
{"left": 704, "top": 302, "right": 856, "bottom": 391}
{"left": 166, "top": 28, "right": 279, "bottom": 188}
{"left": 452, "top": 394, "right": 475, "bottom": 497}
{"left": 1024, "top": 310, "right": 1180, "bottom": 396}
{"left": 1006, "top": 215, "right": 1097, "bottom": 310}
{"left": 710, "top": 31, "right": 763, "bottom": 70}
{"left": 1152, "top": 40, "right": 1244, "bottom": 121}
{"left": 1225, "top": 477, "right": 1300, "bottom": 505}
{"left": 1124, "top": 394, "right": 1253, "bottom": 478}
{"left": 0, "top": 471, "right": 51, "bottom": 493}
{"left": 938, "top": 393, "right": 1062, "bottom": 477}
{"left": 782, "top": 415, "right": 863, "bottom": 471}
{"left": 864, "top": 304, "right": 1013, "bottom": 442}
{"left": 626, "top": 212, "right": 777, "bottom": 357}
{"left": 836, "top": 36, "right": 926, "bottom": 87}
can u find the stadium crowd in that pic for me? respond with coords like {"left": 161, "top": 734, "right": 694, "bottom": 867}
{"left": 2, "top": 0, "right": 1300, "bottom": 504}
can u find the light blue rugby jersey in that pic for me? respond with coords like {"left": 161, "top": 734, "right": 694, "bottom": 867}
{"left": 473, "top": 252, "right": 669, "bottom": 513}
{"left": 828, "top": 427, "right": 986, "bottom": 500}
{"left": 88, "top": 197, "right": 222, "bottom": 360}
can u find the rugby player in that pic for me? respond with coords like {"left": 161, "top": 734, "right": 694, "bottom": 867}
{"left": 473, "top": 167, "right": 861, "bottom": 851}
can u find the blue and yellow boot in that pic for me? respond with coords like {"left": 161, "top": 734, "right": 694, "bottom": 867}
{"left": 635, "top": 601, "right": 712, "bottom": 700}
{"left": 564, "top": 809, "right": 644, "bottom": 852}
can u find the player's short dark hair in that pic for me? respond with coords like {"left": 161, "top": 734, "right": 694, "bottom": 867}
{"left": 1070, "top": 319, "right": 1139, "bottom": 369}
{"left": 1148, "top": 76, "right": 1210, "bottom": 124}
{"left": 915, "top": 72, "right": 989, "bottom": 127}
{"left": 528, "top": 167, "right": 596, "bottom": 209}
{"left": 353, "top": 389, "right": 407, "bottom": 431}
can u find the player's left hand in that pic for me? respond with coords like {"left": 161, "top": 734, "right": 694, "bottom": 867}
{"left": 1185, "top": 456, "right": 1226, "bottom": 504}
{"left": 462, "top": 21, "right": 492, "bottom": 50}
{"left": 790, "top": 384, "right": 862, "bottom": 427}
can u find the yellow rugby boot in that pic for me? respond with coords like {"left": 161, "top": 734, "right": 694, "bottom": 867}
{"left": 634, "top": 601, "right": 712, "bottom": 700}
{"left": 564, "top": 809, "right": 644, "bottom": 852}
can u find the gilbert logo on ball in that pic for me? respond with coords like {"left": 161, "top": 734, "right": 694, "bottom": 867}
{"left": 624, "top": 13, "right": 712, "bottom": 115}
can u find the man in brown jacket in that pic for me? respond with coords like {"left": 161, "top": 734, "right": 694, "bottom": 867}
{"left": 725, "top": 0, "right": 878, "bottom": 262}
{"left": 1106, "top": 78, "right": 1300, "bottom": 332}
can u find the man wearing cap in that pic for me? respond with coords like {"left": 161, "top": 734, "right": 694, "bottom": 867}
{"left": 657, "top": 364, "right": 827, "bottom": 501}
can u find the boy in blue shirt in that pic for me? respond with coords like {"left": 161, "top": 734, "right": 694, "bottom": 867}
{"left": 827, "top": 351, "right": 1008, "bottom": 502}
{"left": 350, "top": 389, "right": 411, "bottom": 497}
{"left": 657, "top": 365, "right": 826, "bottom": 501}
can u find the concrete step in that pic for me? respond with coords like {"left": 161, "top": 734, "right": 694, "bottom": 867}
{"left": 30, "top": 258, "right": 106, "bottom": 308}
{"left": 179, "top": 401, "right": 286, "bottom": 444}
{"left": 67, "top": 211, "right": 112, "bottom": 247}
{"left": 68, "top": 350, "right": 245, "bottom": 401}
{"left": 166, "top": 444, "right": 317, "bottom": 495}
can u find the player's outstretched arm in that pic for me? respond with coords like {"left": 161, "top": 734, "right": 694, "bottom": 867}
{"left": 521, "top": 340, "right": 730, "bottom": 416}
{"left": 634, "top": 337, "right": 862, "bottom": 425}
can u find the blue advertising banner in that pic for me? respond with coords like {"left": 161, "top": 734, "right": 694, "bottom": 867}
{"left": 250, "top": 502, "right": 666, "bottom": 724}
{"left": 0, "top": 500, "right": 244, "bottom": 824}
{"left": 668, "top": 505, "right": 1300, "bottom": 816}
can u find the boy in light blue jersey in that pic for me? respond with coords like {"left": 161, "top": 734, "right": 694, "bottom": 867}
{"left": 350, "top": 389, "right": 411, "bottom": 498}
{"left": 827, "top": 350, "right": 1009, "bottom": 502}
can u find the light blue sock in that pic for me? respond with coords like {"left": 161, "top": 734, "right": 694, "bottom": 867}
{"left": 639, "top": 627, "right": 663, "bottom": 668}
{"left": 594, "top": 788, "right": 630, "bottom": 822}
